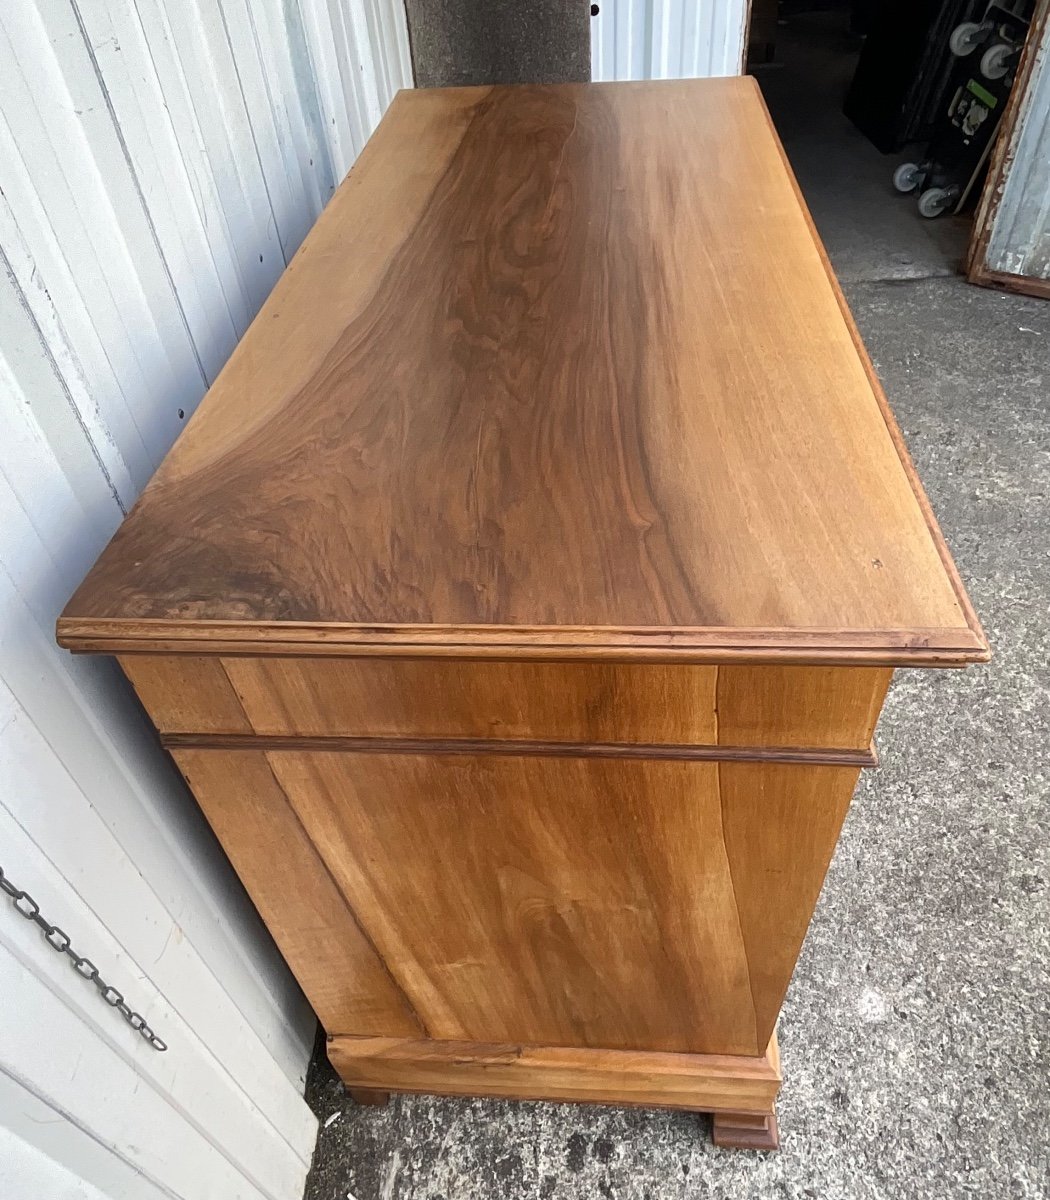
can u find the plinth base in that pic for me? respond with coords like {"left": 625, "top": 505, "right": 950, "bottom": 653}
{"left": 330, "top": 1031, "right": 781, "bottom": 1149}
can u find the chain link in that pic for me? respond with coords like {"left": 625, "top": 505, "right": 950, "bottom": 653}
{"left": 1, "top": 863, "right": 167, "bottom": 1051}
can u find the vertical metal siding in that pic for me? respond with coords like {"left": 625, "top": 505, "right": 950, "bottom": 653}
{"left": 983, "top": 11, "right": 1050, "bottom": 280}
{"left": 0, "top": 3, "right": 412, "bottom": 1199}
{"left": 591, "top": 0, "right": 749, "bottom": 81}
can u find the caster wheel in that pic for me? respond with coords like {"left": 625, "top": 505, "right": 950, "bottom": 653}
{"left": 949, "top": 21, "right": 984, "bottom": 55}
{"left": 917, "top": 187, "right": 955, "bottom": 218}
{"left": 980, "top": 43, "right": 1012, "bottom": 80}
{"left": 893, "top": 162, "right": 923, "bottom": 193}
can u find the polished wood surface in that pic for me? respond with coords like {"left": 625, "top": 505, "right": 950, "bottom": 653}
{"left": 59, "top": 79, "right": 989, "bottom": 1145}
{"left": 122, "top": 656, "right": 252, "bottom": 733}
{"left": 717, "top": 762, "right": 857, "bottom": 1042}
{"left": 715, "top": 665, "right": 891, "bottom": 749}
{"left": 221, "top": 749, "right": 862, "bottom": 1056}
{"left": 122, "top": 655, "right": 891, "bottom": 750}
{"left": 712, "top": 1109, "right": 780, "bottom": 1152}
{"left": 224, "top": 657, "right": 722, "bottom": 743}
{"left": 328, "top": 1033, "right": 781, "bottom": 1115}
{"left": 59, "top": 78, "right": 986, "bottom": 666}
{"left": 171, "top": 749, "right": 423, "bottom": 1036}
{"left": 162, "top": 733, "right": 878, "bottom": 767}
{"left": 72, "top": 624, "right": 978, "bottom": 663}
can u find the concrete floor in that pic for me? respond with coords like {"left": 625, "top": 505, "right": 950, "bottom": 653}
{"left": 303, "top": 14, "right": 1050, "bottom": 1199}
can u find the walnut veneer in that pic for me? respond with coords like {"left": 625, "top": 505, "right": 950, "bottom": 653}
{"left": 58, "top": 78, "right": 987, "bottom": 1150}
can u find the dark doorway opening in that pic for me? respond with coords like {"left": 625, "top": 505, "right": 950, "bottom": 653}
{"left": 749, "top": 0, "right": 1033, "bottom": 281}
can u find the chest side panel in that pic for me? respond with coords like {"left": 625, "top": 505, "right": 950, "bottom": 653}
{"left": 171, "top": 748, "right": 423, "bottom": 1037}
{"left": 253, "top": 750, "right": 860, "bottom": 1055}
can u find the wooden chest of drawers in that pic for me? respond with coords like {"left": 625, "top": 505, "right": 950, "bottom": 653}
{"left": 58, "top": 77, "right": 987, "bottom": 1149}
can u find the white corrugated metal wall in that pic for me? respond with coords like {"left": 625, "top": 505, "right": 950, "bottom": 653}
{"left": 0, "top": 3, "right": 411, "bottom": 1199}
{"left": 591, "top": 0, "right": 749, "bottom": 81}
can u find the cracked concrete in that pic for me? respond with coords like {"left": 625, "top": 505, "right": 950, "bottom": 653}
{"left": 302, "top": 10, "right": 1049, "bottom": 1198}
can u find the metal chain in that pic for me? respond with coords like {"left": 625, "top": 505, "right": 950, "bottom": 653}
{"left": 0, "top": 863, "right": 167, "bottom": 1051}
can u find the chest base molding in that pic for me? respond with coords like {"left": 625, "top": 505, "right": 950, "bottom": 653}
{"left": 328, "top": 1032, "right": 781, "bottom": 1123}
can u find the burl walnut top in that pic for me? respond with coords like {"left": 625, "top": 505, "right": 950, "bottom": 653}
{"left": 59, "top": 78, "right": 987, "bottom": 665}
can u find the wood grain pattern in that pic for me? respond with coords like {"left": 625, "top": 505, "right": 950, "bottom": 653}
{"left": 328, "top": 1033, "right": 781, "bottom": 1114}
{"left": 753, "top": 91, "right": 989, "bottom": 664}
{"left": 222, "top": 657, "right": 718, "bottom": 743}
{"left": 171, "top": 749, "right": 424, "bottom": 1037}
{"left": 714, "top": 666, "right": 892, "bottom": 749}
{"left": 64, "top": 624, "right": 983, "bottom": 663}
{"left": 120, "top": 654, "right": 252, "bottom": 733}
{"left": 53, "top": 78, "right": 990, "bottom": 1142}
{"left": 718, "top": 763, "right": 858, "bottom": 1046}
{"left": 57, "top": 78, "right": 986, "bottom": 666}
{"left": 119, "top": 655, "right": 891, "bottom": 753}
{"left": 256, "top": 750, "right": 861, "bottom": 1056}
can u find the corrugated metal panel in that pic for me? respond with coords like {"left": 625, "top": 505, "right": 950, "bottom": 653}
{"left": 982, "top": 6, "right": 1050, "bottom": 280}
{"left": 591, "top": 0, "right": 749, "bottom": 81}
{"left": 0, "top": 3, "right": 412, "bottom": 1199}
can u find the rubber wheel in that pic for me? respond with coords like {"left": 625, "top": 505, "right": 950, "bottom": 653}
{"left": 949, "top": 21, "right": 983, "bottom": 55}
{"left": 980, "top": 43, "right": 1011, "bottom": 80}
{"left": 918, "top": 187, "right": 953, "bottom": 218}
{"left": 893, "top": 162, "right": 923, "bottom": 193}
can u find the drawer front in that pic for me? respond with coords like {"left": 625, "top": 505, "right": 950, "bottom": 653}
{"left": 173, "top": 747, "right": 862, "bottom": 1055}
{"left": 122, "top": 655, "right": 891, "bottom": 751}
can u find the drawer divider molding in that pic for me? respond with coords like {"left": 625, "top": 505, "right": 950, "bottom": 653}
{"left": 160, "top": 732, "right": 879, "bottom": 767}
